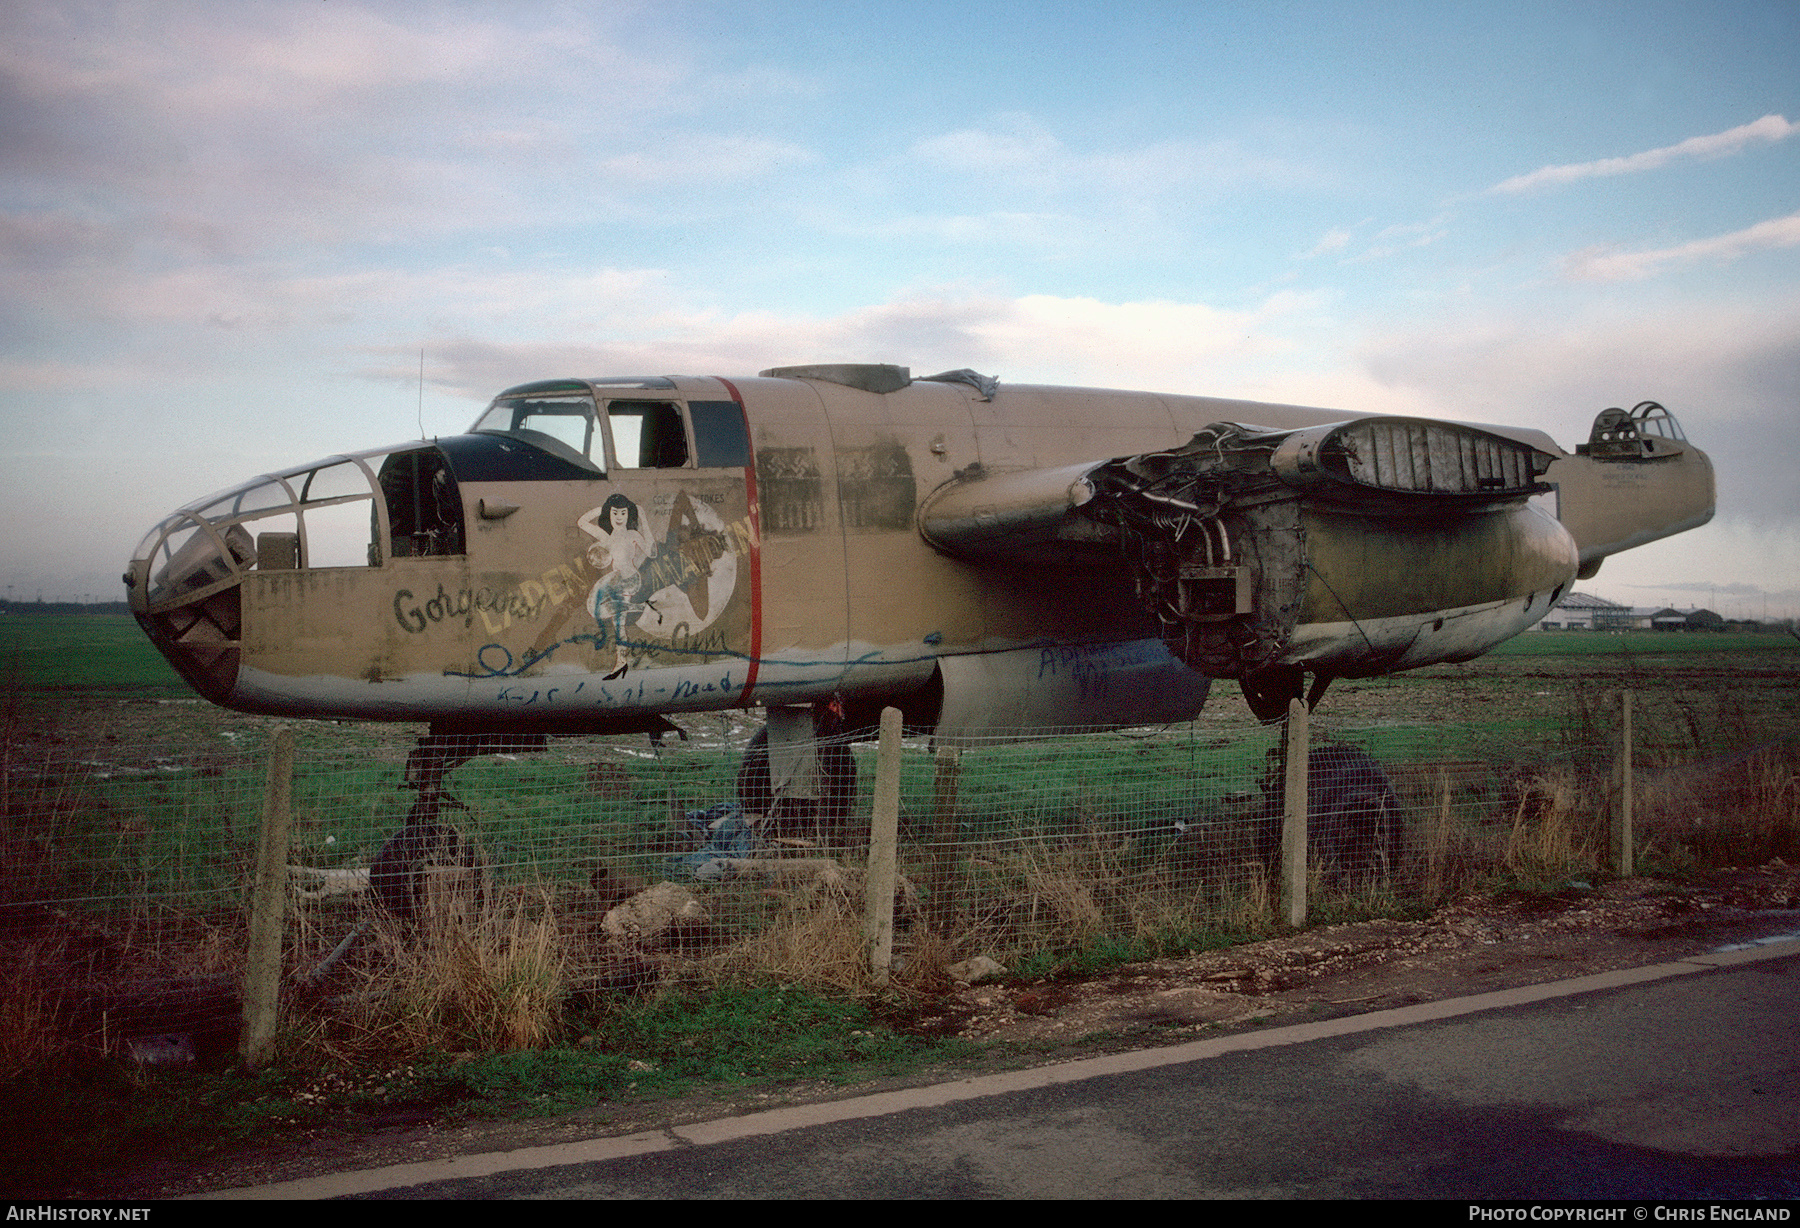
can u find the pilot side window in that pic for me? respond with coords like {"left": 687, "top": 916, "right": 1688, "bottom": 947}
{"left": 378, "top": 449, "right": 466, "bottom": 559}
{"left": 607, "top": 400, "right": 690, "bottom": 469}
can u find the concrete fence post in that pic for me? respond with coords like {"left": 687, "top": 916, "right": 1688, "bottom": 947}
{"left": 1616, "top": 690, "right": 1635, "bottom": 877}
{"left": 1283, "top": 698, "right": 1310, "bottom": 928}
{"left": 866, "top": 706, "right": 903, "bottom": 985}
{"left": 242, "top": 725, "right": 294, "bottom": 1068}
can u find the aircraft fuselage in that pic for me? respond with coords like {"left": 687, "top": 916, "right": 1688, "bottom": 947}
{"left": 127, "top": 366, "right": 1713, "bottom": 740}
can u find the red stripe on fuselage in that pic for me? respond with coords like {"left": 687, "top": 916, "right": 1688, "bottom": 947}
{"left": 717, "top": 377, "right": 761, "bottom": 706}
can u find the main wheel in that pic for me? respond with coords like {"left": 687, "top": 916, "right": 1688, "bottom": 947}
{"left": 735, "top": 726, "right": 774, "bottom": 816}
{"left": 1239, "top": 664, "right": 1306, "bottom": 723}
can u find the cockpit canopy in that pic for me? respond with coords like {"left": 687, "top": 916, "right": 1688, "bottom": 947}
{"left": 469, "top": 377, "right": 748, "bottom": 472}
{"left": 123, "top": 442, "right": 468, "bottom": 703}
{"left": 1579, "top": 401, "right": 1689, "bottom": 460}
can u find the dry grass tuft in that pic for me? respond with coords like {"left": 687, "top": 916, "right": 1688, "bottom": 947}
{"left": 698, "top": 884, "right": 874, "bottom": 994}
{"left": 1502, "top": 770, "right": 1603, "bottom": 880}
{"left": 1638, "top": 745, "right": 1800, "bottom": 871}
{"left": 1418, "top": 767, "right": 1497, "bottom": 901}
{"left": 0, "top": 943, "right": 68, "bottom": 1080}
{"left": 1010, "top": 842, "right": 1114, "bottom": 942}
{"left": 302, "top": 891, "right": 570, "bottom": 1063}
{"left": 683, "top": 865, "right": 979, "bottom": 996}
{"left": 891, "top": 923, "right": 967, "bottom": 994}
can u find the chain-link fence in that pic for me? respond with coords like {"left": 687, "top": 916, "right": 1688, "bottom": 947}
{"left": 3, "top": 694, "right": 1795, "bottom": 1068}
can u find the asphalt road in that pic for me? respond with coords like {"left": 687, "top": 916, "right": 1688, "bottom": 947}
{"left": 211, "top": 939, "right": 1800, "bottom": 1200}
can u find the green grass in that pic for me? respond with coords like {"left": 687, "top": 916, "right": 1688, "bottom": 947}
{"left": 0, "top": 610, "right": 1789, "bottom": 696}
{"left": 888, "top": 728, "right": 1276, "bottom": 840}
{"left": 0, "top": 609, "right": 1790, "bottom": 699}
{"left": 0, "top": 613, "right": 184, "bottom": 692}
{"left": 1492, "top": 631, "right": 1796, "bottom": 656}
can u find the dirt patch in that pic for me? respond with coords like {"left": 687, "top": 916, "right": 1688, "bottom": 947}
{"left": 916, "top": 864, "right": 1800, "bottom": 1048}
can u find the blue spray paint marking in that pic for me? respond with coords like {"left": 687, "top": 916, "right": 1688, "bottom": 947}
{"left": 448, "top": 629, "right": 936, "bottom": 682}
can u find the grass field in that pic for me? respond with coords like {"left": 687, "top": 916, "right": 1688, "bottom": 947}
{"left": 3, "top": 617, "right": 1796, "bottom": 982}
{"left": 1492, "top": 630, "right": 1799, "bottom": 655}
{"left": 5, "top": 613, "right": 1795, "bottom": 932}
{"left": 1, "top": 611, "right": 1794, "bottom": 696}
{"left": 0, "top": 613, "right": 184, "bottom": 691}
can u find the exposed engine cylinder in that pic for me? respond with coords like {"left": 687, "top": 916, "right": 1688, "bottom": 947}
{"left": 1079, "top": 424, "right": 1306, "bottom": 681}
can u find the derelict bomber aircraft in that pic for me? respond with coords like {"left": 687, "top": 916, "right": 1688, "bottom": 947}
{"left": 126, "top": 363, "right": 1713, "bottom": 819}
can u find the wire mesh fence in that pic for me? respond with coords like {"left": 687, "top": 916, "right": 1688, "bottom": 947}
{"left": 3, "top": 693, "right": 1796, "bottom": 1068}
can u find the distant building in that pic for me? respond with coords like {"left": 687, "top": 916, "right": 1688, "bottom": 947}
{"left": 1595, "top": 605, "right": 1655, "bottom": 632}
{"left": 1644, "top": 606, "right": 1724, "bottom": 631}
{"left": 1535, "top": 590, "right": 1639, "bottom": 631}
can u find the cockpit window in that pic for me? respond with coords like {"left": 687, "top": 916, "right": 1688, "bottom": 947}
{"left": 1632, "top": 401, "right": 1686, "bottom": 441}
{"left": 607, "top": 400, "right": 690, "bottom": 469}
{"left": 1580, "top": 400, "right": 1688, "bottom": 459}
{"left": 379, "top": 449, "right": 465, "bottom": 559}
{"left": 472, "top": 393, "right": 600, "bottom": 468}
{"left": 301, "top": 461, "right": 382, "bottom": 568}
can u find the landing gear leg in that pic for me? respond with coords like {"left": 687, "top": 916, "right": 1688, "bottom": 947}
{"left": 368, "top": 730, "right": 544, "bottom": 923}
{"left": 736, "top": 700, "right": 857, "bottom": 844}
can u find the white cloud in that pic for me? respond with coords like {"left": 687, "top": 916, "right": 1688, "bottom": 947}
{"left": 1344, "top": 217, "right": 1450, "bottom": 264}
{"left": 830, "top": 211, "right": 1078, "bottom": 246}
{"left": 0, "top": 356, "right": 146, "bottom": 392}
{"left": 0, "top": 3, "right": 794, "bottom": 253}
{"left": 910, "top": 115, "right": 1066, "bottom": 172}
{"left": 1560, "top": 210, "right": 1800, "bottom": 282}
{"left": 0, "top": 255, "right": 683, "bottom": 388}
{"left": 905, "top": 114, "right": 1314, "bottom": 203}
{"left": 1303, "top": 228, "right": 1352, "bottom": 258}
{"left": 1489, "top": 114, "right": 1798, "bottom": 195}
{"left": 393, "top": 286, "right": 1345, "bottom": 409}
{"left": 963, "top": 293, "right": 1316, "bottom": 385}
{"left": 597, "top": 135, "right": 817, "bottom": 184}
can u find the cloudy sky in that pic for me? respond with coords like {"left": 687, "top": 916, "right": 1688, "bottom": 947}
{"left": 3, "top": 0, "right": 1797, "bottom": 617}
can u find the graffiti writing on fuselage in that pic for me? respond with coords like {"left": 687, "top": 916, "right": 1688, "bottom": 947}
{"left": 392, "top": 559, "right": 600, "bottom": 636}
{"left": 451, "top": 628, "right": 733, "bottom": 680}
{"left": 391, "top": 491, "right": 757, "bottom": 648}
{"left": 1036, "top": 641, "right": 1161, "bottom": 703}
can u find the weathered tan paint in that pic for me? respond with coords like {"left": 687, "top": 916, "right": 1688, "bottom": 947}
{"left": 1546, "top": 444, "right": 1715, "bottom": 573}
{"left": 129, "top": 368, "right": 1713, "bottom": 735}
{"left": 1299, "top": 504, "right": 1578, "bottom": 626}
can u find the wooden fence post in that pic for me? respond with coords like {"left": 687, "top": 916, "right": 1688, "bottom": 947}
{"left": 865, "top": 706, "right": 903, "bottom": 985}
{"left": 1283, "top": 698, "right": 1310, "bottom": 928}
{"left": 241, "top": 725, "right": 294, "bottom": 1068}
